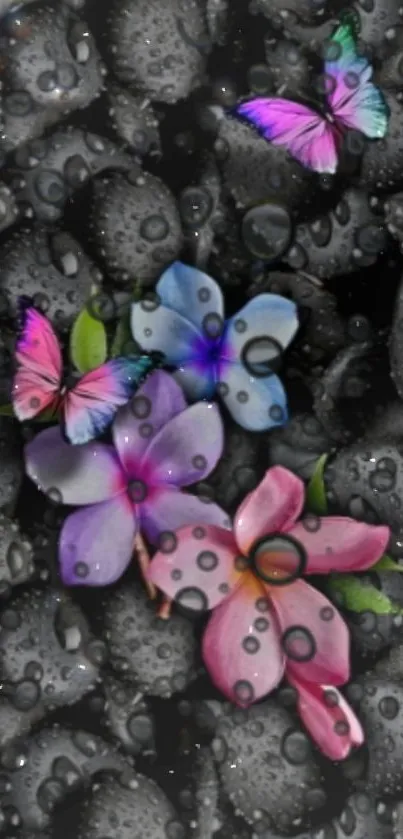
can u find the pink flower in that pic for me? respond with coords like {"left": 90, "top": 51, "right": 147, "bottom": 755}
{"left": 148, "top": 466, "right": 390, "bottom": 760}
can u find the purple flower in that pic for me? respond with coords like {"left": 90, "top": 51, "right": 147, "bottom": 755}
{"left": 25, "top": 371, "right": 228, "bottom": 586}
{"left": 131, "top": 261, "right": 299, "bottom": 431}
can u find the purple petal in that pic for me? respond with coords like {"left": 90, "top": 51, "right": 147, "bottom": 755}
{"left": 143, "top": 402, "right": 224, "bottom": 487}
{"left": 60, "top": 494, "right": 136, "bottom": 586}
{"left": 113, "top": 370, "right": 187, "bottom": 473}
{"left": 219, "top": 365, "right": 288, "bottom": 432}
{"left": 139, "top": 486, "right": 230, "bottom": 545}
{"left": 25, "top": 427, "right": 125, "bottom": 506}
{"left": 156, "top": 261, "right": 224, "bottom": 331}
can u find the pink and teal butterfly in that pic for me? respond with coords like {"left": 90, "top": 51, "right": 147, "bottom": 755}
{"left": 12, "top": 306, "right": 157, "bottom": 445}
{"left": 234, "top": 22, "right": 388, "bottom": 175}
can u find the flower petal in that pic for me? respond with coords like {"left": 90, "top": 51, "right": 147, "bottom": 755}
{"left": 202, "top": 575, "right": 285, "bottom": 706}
{"left": 219, "top": 365, "right": 289, "bottom": 432}
{"left": 25, "top": 427, "right": 124, "bottom": 506}
{"left": 173, "top": 363, "right": 216, "bottom": 401}
{"left": 156, "top": 261, "right": 224, "bottom": 330}
{"left": 144, "top": 402, "right": 224, "bottom": 486}
{"left": 271, "top": 579, "right": 350, "bottom": 685}
{"left": 234, "top": 466, "right": 305, "bottom": 555}
{"left": 289, "top": 517, "right": 390, "bottom": 575}
{"left": 131, "top": 300, "right": 203, "bottom": 365}
{"left": 112, "top": 370, "right": 187, "bottom": 472}
{"left": 287, "top": 674, "right": 364, "bottom": 760}
{"left": 148, "top": 523, "right": 242, "bottom": 610}
{"left": 59, "top": 494, "right": 136, "bottom": 586}
{"left": 221, "top": 294, "right": 298, "bottom": 362}
{"left": 140, "top": 486, "right": 230, "bottom": 545}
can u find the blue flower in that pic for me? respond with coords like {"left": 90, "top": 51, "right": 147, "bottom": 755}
{"left": 131, "top": 262, "right": 299, "bottom": 432}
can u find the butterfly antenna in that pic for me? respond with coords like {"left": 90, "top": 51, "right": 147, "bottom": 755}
{"left": 149, "top": 350, "right": 166, "bottom": 367}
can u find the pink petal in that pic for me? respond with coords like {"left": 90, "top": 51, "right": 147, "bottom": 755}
{"left": 287, "top": 673, "right": 364, "bottom": 760}
{"left": 270, "top": 579, "right": 350, "bottom": 685}
{"left": 59, "top": 494, "right": 136, "bottom": 586}
{"left": 141, "top": 486, "right": 230, "bottom": 545}
{"left": 203, "top": 575, "right": 285, "bottom": 706}
{"left": 289, "top": 517, "right": 390, "bottom": 575}
{"left": 143, "top": 402, "right": 224, "bottom": 487}
{"left": 148, "top": 524, "right": 243, "bottom": 610}
{"left": 234, "top": 466, "right": 305, "bottom": 555}
{"left": 25, "top": 426, "right": 125, "bottom": 506}
{"left": 112, "top": 370, "right": 187, "bottom": 475}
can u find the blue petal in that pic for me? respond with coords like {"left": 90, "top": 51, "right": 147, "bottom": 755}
{"left": 219, "top": 364, "right": 288, "bottom": 431}
{"left": 131, "top": 300, "right": 203, "bottom": 366}
{"left": 173, "top": 362, "right": 216, "bottom": 401}
{"left": 221, "top": 294, "right": 299, "bottom": 364}
{"left": 157, "top": 261, "right": 224, "bottom": 331}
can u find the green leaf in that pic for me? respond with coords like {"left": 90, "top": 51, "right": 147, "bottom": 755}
{"left": 327, "top": 573, "right": 400, "bottom": 615}
{"left": 372, "top": 554, "right": 403, "bottom": 573}
{"left": 305, "top": 454, "right": 328, "bottom": 515}
{"left": 0, "top": 405, "right": 56, "bottom": 423}
{"left": 0, "top": 404, "right": 15, "bottom": 417}
{"left": 110, "top": 315, "right": 139, "bottom": 358}
{"left": 70, "top": 307, "right": 107, "bottom": 373}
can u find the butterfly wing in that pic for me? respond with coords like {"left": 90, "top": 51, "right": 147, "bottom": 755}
{"left": 12, "top": 307, "right": 62, "bottom": 421}
{"left": 63, "top": 355, "right": 155, "bottom": 445}
{"left": 325, "top": 23, "right": 388, "bottom": 139}
{"left": 235, "top": 98, "right": 338, "bottom": 174}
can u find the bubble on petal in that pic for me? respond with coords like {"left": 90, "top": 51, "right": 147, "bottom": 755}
{"left": 282, "top": 625, "right": 316, "bottom": 662}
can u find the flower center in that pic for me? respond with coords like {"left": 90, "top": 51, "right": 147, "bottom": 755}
{"left": 250, "top": 533, "right": 306, "bottom": 586}
{"left": 127, "top": 479, "right": 148, "bottom": 503}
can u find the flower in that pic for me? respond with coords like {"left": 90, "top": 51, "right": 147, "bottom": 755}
{"left": 131, "top": 261, "right": 298, "bottom": 432}
{"left": 148, "top": 465, "right": 390, "bottom": 759}
{"left": 25, "top": 371, "right": 229, "bottom": 586}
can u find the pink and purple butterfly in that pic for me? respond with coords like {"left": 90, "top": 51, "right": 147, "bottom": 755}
{"left": 234, "top": 22, "right": 388, "bottom": 174}
{"left": 12, "top": 304, "right": 158, "bottom": 446}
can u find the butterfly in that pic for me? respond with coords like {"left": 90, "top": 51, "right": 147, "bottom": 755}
{"left": 12, "top": 304, "right": 159, "bottom": 445}
{"left": 234, "top": 22, "right": 388, "bottom": 175}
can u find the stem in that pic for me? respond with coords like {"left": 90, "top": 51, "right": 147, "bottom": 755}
{"left": 157, "top": 596, "right": 172, "bottom": 620}
{"left": 134, "top": 533, "right": 156, "bottom": 600}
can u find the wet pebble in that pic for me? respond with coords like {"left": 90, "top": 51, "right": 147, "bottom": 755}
{"left": 0, "top": 227, "right": 102, "bottom": 324}
{"left": 359, "top": 95, "right": 403, "bottom": 191}
{"left": 103, "top": 582, "right": 197, "bottom": 697}
{"left": 267, "top": 413, "right": 332, "bottom": 480}
{"left": 217, "top": 113, "right": 313, "bottom": 209}
{"left": 346, "top": 677, "right": 403, "bottom": 797}
{"left": 91, "top": 171, "right": 183, "bottom": 287}
{"left": 0, "top": 419, "right": 24, "bottom": 511}
{"left": 108, "top": 85, "right": 162, "bottom": 156}
{"left": 211, "top": 700, "right": 324, "bottom": 833}
{"left": 324, "top": 439, "right": 403, "bottom": 556}
{"left": 107, "top": 0, "right": 210, "bottom": 104}
{"left": 197, "top": 422, "right": 265, "bottom": 514}
{"left": 7, "top": 127, "right": 133, "bottom": 223}
{"left": 0, "top": 588, "right": 103, "bottom": 747}
{"left": 78, "top": 774, "right": 184, "bottom": 839}
{"left": 0, "top": 3, "right": 103, "bottom": 152}
{"left": 0, "top": 513, "right": 34, "bottom": 595}
{"left": 1, "top": 725, "right": 131, "bottom": 831}
{"left": 251, "top": 269, "right": 347, "bottom": 357}
{"left": 103, "top": 675, "right": 156, "bottom": 756}
{"left": 284, "top": 189, "right": 387, "bottom": 279}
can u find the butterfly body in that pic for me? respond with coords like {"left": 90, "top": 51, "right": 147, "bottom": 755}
{"left": 12, "top": 306, "right": 157, "bottom": 445}
{"left": 234, "top": 23, "right": 388, "bottom": 174}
